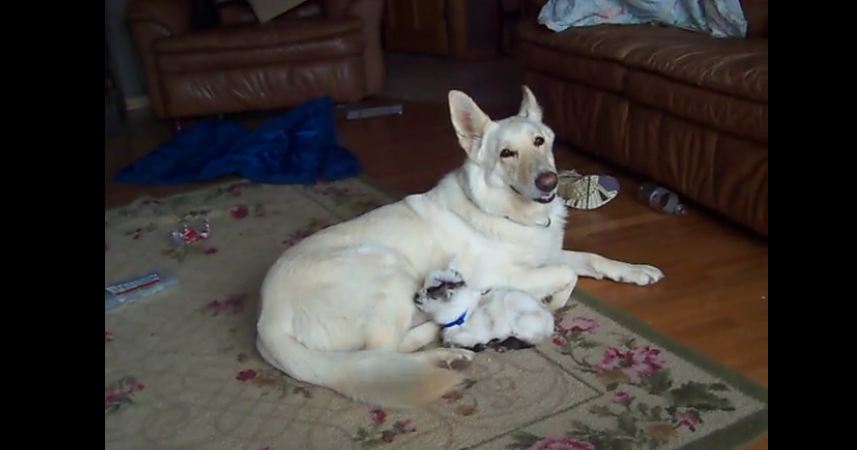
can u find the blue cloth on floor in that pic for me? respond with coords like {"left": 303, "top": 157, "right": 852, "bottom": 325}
{"left": 113, "top": 97, "right": 361, "bottom": 185}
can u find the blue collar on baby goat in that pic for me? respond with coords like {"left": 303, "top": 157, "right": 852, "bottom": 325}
{"left": 440, "top": 310, "right": 468, "bottom": 329}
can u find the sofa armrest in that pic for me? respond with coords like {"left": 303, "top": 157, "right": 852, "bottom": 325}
{"left": 321, "top": 0, "right": 353, "bottom": 18}
{"left": 126, "top": 0, "right": 194, "bottom": 118}
{"left": 344, "top": 0, "right": 384, "bottom": 95}
{"left": 127, "top": 0, "right": 194, "bottom": 36}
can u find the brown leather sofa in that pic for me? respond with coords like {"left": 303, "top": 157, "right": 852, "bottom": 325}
{"left": 517, "top": 0, "right": 768, "bottom": 236}
{"left": 127, "top": 0, "right": 384, "bottom": 119}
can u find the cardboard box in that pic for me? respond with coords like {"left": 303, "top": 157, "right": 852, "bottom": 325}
{"left": 246, "top": 0, "right": 308, "bottom": 23}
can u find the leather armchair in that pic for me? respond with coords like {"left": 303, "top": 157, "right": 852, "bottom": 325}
{"left": 127, "top": 0, "right": 385, "bottom": 119}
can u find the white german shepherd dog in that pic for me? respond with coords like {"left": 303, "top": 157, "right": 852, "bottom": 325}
{"left": 256, "top": 87, "right": 663, "bottom": 407}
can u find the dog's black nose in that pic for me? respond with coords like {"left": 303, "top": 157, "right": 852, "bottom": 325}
{"left": 535, "top": 172, "right": 558, "bottom": 192}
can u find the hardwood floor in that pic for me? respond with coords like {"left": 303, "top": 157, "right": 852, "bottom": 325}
{"left": 106, "top": 101, "right": 767, "bottom": 449}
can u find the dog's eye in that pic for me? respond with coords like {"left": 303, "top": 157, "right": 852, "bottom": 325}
{"left": 500, "top": 148, "right": 517, "bottom": 158}
{"left": 534, "top": 136, "right": 544, "bottom": 147}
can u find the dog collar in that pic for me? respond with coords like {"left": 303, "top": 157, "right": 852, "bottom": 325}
{"left": 440, "top": 310, "right": 468, "bottom": 329}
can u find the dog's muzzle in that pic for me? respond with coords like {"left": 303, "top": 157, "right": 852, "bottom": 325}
{"left": 511, "top": 185, "right": 556, "bottom": 204}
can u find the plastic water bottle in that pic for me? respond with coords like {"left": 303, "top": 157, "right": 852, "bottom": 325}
{"left": 638, "top": 182, "right": 686, "bottom": 215}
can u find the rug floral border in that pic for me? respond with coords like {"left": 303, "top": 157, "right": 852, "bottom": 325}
{"left": 564, "top": 290, "right": 768, "bottom": 450}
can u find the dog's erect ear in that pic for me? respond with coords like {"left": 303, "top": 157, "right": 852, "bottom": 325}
{"left": 449, "top": 90, "right": 492, "bottom": 157}
{"left": 518, "top": 85, "right": 543, "bottom": 122}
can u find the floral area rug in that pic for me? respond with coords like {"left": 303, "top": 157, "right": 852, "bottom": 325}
{"left": 105, "top": 178, "right": 768, "bottom": 450}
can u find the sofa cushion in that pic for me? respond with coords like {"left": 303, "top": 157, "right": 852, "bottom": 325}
{"left": 155, "top": 18, "right": 364, "bottom": 73}
{"left": 621, "top": 36, "right": 767, "bottom": 103}
{"left": 517, "top": 21, "right": 767, "bottom": 142}
{"left": 518, "top": 22, "right": 766, "bottom": 102}
{"left": 155, "top": 17, "right": 362, "bottom": 53}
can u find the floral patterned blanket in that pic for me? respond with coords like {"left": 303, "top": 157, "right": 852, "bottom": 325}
{"left": 538, "top": 0, "right": 747, "bottom": 38}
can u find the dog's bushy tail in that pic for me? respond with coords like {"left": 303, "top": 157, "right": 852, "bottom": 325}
{"left": 257, "top": 334, "right": 463, "bottom": 408}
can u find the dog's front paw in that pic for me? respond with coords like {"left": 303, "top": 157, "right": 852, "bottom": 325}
{"left": 622, "top": 264, "right": 664, "bottom": 286}
{"left": 429, "top": 348, "right": 475, "bottom": 370}
{"left": 445, "top": 347, "right": 475, "bottom": 361}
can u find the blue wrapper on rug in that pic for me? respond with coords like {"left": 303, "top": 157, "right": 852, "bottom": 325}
{"left": 113, "top": 97, "right": 361, "bottom": 185}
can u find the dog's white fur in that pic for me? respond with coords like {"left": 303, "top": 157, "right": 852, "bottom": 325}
{"left": 414, "top": 260, "right": 556, "bottom": 349}
{"left": 256, "top": 87, "right": 664, "bottom": 408}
